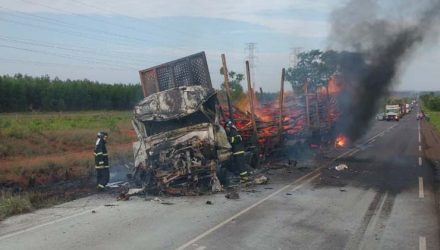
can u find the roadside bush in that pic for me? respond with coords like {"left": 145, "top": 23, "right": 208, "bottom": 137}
{"left": 421, "top": 93, "right": 440, "bottom": 111}
{"left": 0, "top": 192, "right": 33, "bottom": 220}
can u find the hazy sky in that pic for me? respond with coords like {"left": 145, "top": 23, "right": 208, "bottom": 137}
{"left": 0, "top": 0, "right": 439, "bottom": 91}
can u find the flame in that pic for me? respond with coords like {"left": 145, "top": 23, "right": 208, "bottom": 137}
{"left": 327, "top": 76, "right": 342, "bottom": 95}
{"left": 220, "top": 80, "right": 344, "bottom": 149}
{"left": 335, "top": 134, "right": 348, "bottom": 147}
{"left": 234, "top": 93, "right": 275, "bottom": 122}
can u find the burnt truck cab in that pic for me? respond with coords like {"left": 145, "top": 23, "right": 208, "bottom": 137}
{"left": 130, "top": 52, "right": 232, "bottom": 195}
{"left": 131, "top": 86, "right": 231, "bottom": 194}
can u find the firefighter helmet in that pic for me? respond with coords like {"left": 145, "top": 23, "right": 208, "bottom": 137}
{"left": 97, "top": 131, "right": 108, "bottom": 138}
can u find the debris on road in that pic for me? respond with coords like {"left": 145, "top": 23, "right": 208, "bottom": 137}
{"left": 117, "top": 193, "right": 130, "bottom": 201}
{"left": 253, "top": 175, "right": 268, "bottom": 185}
{"left": 335, "top": 164, "right": 348, "bottom": 171}
{"left": 127, "top": 188, "right": 144, "bottom": 196}
{"left": 206, "top": 200, "right": 213, "bottom": 205}
{"left": 225, "top": 191, "right": 240, "bottom": 199}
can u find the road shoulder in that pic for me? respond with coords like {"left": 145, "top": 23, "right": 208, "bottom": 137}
{"left": 420, "top": 120, "right": 440, "bottom": 240}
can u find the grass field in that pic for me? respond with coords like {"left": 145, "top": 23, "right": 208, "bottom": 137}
{"left": 425, "top": 109, "right": 440, "bottom": 132}
{"left": 0, "top": 111, "right": 134, "bottom": 158}
{"left": 0, "top": 111, "right": 136, "bottom": 219}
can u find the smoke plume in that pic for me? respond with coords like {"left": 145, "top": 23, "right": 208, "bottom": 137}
{"left": 329, "top": 0, "right": 440, "bottom": 141}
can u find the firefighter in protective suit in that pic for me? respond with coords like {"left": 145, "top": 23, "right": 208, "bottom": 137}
{"left": 94, "top": 131, "right": 109, "bottom": 190}
{"left": 225, "top": 120, "right": 250, "bottom": 183}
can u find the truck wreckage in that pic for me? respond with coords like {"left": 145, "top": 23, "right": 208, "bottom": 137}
{"left": 131, "top": 85, "right": 232, "bottom": 195}
{"left": 126, "top": 51, "right": 343, "bottom": 196}
{"left": 128, "top": 52, "right": 256, "bottom": 196}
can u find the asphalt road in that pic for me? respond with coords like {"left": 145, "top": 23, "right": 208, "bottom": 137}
{"left": 0, "top": 114, "right": 438, "bottom": 250}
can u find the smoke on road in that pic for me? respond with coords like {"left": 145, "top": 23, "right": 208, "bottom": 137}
{"left": 329, "top": 0, "right": 440, "bottom": 141}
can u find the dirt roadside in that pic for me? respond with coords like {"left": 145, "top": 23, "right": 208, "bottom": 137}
{"left": 420, "top": 119, "right": 440, "bottom": 237}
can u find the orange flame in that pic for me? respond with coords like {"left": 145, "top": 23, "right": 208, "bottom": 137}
{"left": 335, "top": 134, "right": 347, "bottom": 147}
{"left": 327, "top": 76, "right": 342, "bottom": 94}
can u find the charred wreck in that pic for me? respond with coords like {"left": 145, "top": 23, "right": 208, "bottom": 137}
{"left": 130, "top": 52, "right": 232, "bottom": 195}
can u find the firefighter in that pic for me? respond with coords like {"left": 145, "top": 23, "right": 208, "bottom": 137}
{"left": 224, "top": 120, "right": 249, "bottom": 182}
{"left": 94, "top": 131, "right": 109, "bottom": 190}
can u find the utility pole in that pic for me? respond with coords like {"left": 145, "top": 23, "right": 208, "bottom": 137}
{"left": 245, "top": 60, "right": 258, "bottom": 137}
{"left": 278, "top": 68, "right": 285, "bottom": 142}
{"left": 245, "top": 43, "right": 257, "bottom": 89}
{"left": 221, "top": 54, "right": 234, "bottom": 122}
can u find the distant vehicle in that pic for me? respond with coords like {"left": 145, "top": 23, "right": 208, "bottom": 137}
{"left": 376, "top": 113, "right": 385, "bottom": 120}
{"left": 385, "top": 104, "right": 401, "bottom": 121}
{"left": 405, "top": 103, "right": 410, "bottom": 113}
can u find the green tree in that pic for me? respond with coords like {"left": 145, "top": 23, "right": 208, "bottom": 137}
{"left": 286, "top": 50, "right": 338, "bottom": 94}
{"left": 219, "top": 69, "right": 245, "bottom": 102}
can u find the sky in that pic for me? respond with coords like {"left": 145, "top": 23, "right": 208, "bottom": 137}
{"left": 0, "top": 0, "right": 439, "bottom": 92}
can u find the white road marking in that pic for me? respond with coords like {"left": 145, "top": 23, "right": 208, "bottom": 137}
{"left": 419, "top": 132, "right": 421, "bottom": 143}
{"left": 419, "top": 157, "right": 422, "bottom": 166}
{"left": 419, "top": 177, "right": 424, "bottom": 198}
{"left": 175, "top": 173, "right": 321, "bottom": 250}
{"left": 194, "top": 246, "right": 207, "bottom": 250}
{"left": 419, "top": 145, "right": 422, "bottom": 152}
{"left": 419, "top": 236, "right": 426, "bottom": 250}
{"left": 0, "top": 207, "right": 102, "bottom": 241}
{"left": 176, "top": 127, "right": 395, "bottom": 250}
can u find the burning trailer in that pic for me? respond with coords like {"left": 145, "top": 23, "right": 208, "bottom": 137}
{"left": 130, "top": 52, "right": 233, "bottom": 195}
{"left": 220, "top": 74, "right": 344, "bottom": 159}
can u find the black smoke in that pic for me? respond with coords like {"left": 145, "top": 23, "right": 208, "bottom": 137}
{"left": 329, "top": 0, "right": 440, "bottom": 141}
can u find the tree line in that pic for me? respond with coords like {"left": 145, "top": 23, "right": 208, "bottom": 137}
{"left": 421, "top": 92, "right": 440, "bottom": 111}
{"left": 0, "top": 74, "right": 144, "bottom": 112}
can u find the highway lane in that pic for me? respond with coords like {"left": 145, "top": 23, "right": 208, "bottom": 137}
{"left": 0, "top": 115, "right": 437, "bottom": 250}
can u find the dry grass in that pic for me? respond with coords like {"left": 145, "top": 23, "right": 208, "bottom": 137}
{"left": 0, "top": 191, "right": 33, "bottom": 220}
{"left": 0, "top": 111, "right": 136, "bottom": 220}
{"left": 0, "top": 111, "right": 134, "bottom": 159}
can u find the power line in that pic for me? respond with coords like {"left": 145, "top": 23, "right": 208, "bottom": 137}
{"left": 71, "top": 0, "right": 219, "bottom": 44}
{"left": 0, "top": 57, "right": 134, "bottom": 72}
{"left": 16, "top": 1, "right": 204, "bottom": 51}
{"left": 0, "top": 35, "right": 161, "bottom": 66}
{"left": 0, "top": 9, "right": 177, "bottom": 48}
{"left": 0, "top": 44, "right": 139, "bottom": 70}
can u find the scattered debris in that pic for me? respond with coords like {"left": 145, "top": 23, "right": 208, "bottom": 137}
{"left": 225, "top": 191, "right": 240, "bottom": 200}
{"left": 91, "top": 210, "right": 96, "bottom": 214}
{"left": 117, "top": 193, "right": 130, "bottom": 201}
{"left": 264, "top": 187, "right": 274, "bottom": 190}
{"left": 206, "top": 200, "right": 213, "bottom": 205}
{"left": 244, "top": 189, "right": 260, "bottom": 193}
{"left": 104, "top": 204, "right": 118, "bottom": 207}
{"left": 339, "top": 189, "right": 347, "bottom": 192}
{"left": 335, "top": 164, "right": 348, "bottom": 171}
{"left": 106, "top": 181, "right": 127, "bottom": 188}
{"left": 153, "top": 197, "right": 163, "bottom": 203}
{"left": 286, "top": 193, "right": 292, "bottom": 195}
{"left": 253, "top": 175, "right": 269, "bottom": 185}
{"left": 288, "top": 159, "right": 298, "bottom": 167}
{"left": 147, "top": 197, "right": 174, "bottom": 205}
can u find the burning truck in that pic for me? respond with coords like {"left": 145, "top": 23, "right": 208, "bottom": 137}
{"left": 129, "top": 51, "right": 346, "bottom": 195}
{"left": 130, "top": 52, "right": 233, "bottom": 195}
